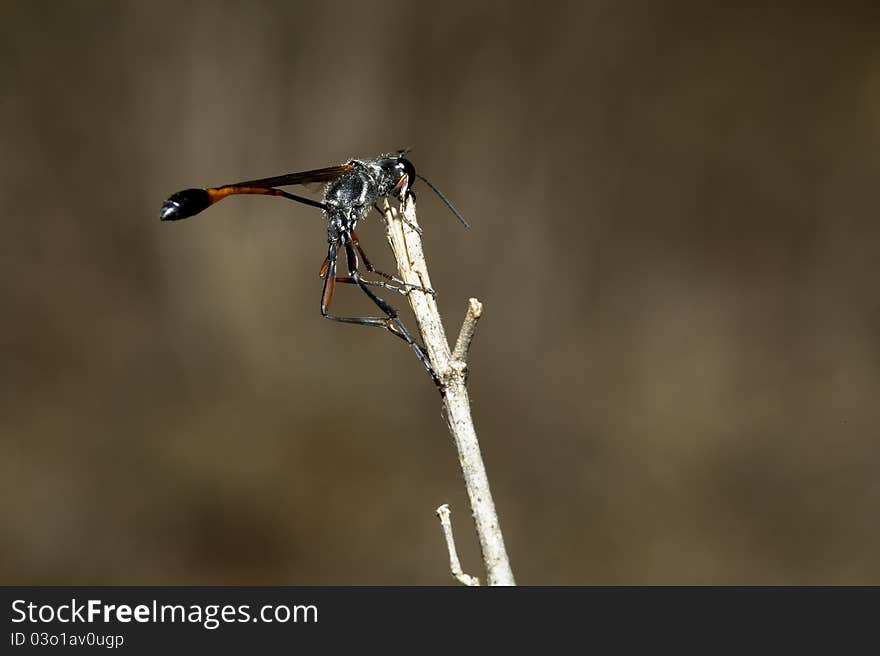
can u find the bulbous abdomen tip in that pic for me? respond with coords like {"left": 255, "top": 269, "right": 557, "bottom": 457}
{"left": 159, "top": 188, "right": 211, "bottom": 221}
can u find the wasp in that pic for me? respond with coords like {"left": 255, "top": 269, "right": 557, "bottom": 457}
{"left": 160, "top": 152, "right": 468, "bottom": 384}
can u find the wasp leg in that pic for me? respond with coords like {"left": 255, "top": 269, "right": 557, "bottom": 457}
{"left": 373, "top": 201, "right": 423, "bottom": 235}
{"left": 319, "top": 241, "right": 439, "bottom": 386}
{"left": 331, "top": 275, "right": 415, "bottom": 297}
{"left": 350, "top": 231, "right": 435, "bottom": 296}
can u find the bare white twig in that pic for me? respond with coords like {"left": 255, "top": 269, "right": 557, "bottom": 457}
{"left": 436, "top": 504, "right": 480, "bottom": 586}
{"left": 381, "top": 197, "right": 515, "bottom": 586}
{"left": 452, "top": 298, "right": 483, "bottom": 366}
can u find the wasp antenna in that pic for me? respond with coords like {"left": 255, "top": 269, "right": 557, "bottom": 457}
{"left": 415, "top": 174, "right": 470, "bottom": 229}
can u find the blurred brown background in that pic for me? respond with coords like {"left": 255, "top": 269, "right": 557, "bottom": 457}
{"left": 2, "top": 1, "right": 879, "bottom": 584}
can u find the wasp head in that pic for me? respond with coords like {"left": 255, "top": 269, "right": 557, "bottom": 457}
{"left": 376, "top": 154, "right": 416, "bottom": 200}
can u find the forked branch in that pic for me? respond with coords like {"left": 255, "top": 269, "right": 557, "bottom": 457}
{"left": 381, "top": 197, "right": 515, "bottom": 586}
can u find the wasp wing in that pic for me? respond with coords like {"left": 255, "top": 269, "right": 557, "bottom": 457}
{"left": 220, "top": 165, "right": 353, "bottom": 189}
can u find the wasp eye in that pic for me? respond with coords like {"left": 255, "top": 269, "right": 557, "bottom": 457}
{"left": 399, "top": 158, "right": 416, "bottom": 187}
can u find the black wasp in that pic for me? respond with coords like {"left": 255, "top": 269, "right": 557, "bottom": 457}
{"left": 159, "top": 151, "right": 468, "bottom": 384}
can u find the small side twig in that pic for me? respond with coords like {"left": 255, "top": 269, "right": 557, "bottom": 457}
{"left": 452, "top": 298, "right": 483, "bottom": 366}
{"left": 382, "top": 197, "right": 515, "bottom": 586}
{"left": 436, "top": 504, "right": 480, "bottom": 586}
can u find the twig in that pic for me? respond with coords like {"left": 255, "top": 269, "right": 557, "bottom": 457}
{"left": 381, "top": 197, "right": 516, "bottom": 586}
{"left": 436, "top": 504, "right": 480, "bottom": 586}
{"left": 452, "top": 298, "right": 483, "bottom": 366}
